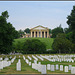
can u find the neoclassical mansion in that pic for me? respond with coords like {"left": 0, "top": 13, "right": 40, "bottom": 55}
{"left": 23, "top": 25, "right": 51, "bottom": 38}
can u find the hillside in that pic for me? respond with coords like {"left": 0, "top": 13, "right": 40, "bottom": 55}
{"left": 13, "top": 38, "right": 54, "bottom": 49}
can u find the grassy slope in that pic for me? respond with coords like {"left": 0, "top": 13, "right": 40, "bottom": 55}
{"left": 13, "top": 38, "right": 54, "bottom": 49}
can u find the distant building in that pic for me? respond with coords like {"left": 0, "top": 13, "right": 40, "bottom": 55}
{"left": 30, "top": 25, "right": 49, "bottom": 38}
{"left": 22, "top": 25, "right": 52, "bottom": 38}
{"left": 22, "top": 33, "right": 30, "bottom": 38}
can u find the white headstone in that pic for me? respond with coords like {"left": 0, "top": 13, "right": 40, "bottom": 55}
{"left": 69, "top": 65, "right": 72, "bottom": 70}
{"left": 16, "top": 62, "right": 21, "bottom": 71}
{"left": 4, "top": 57, "right": 9, "bottom": 61}
{"left": 64, "top": 66, "right": 68, "bottom": 72}
{"left": 34, "top": 60, "right": 37, "bottom": 64}
{"left": 29, "top": 62, "right": 31, "bottom": 66}
{"left": 3, "top": 60, "right": 7, "bottom": 67}
{"left": 71, "top": 67, "right": 75, "bottom": 74}
{"left": 8, "top": 61, "right": 11, "bottom": 66}
{"left": 19, "top": 56, "right": 20, "bottom": 58}
{"left": 56, "top": 64, "right": 59, "bottom": 70}
{"left": 41, "top": 65, "right": 46, "bottom": 74}
{"left": 32, "top": 63, "right": 35, "bottom": 69}
{"left": 38, "top": 64, "right": 42, "bottom": 72}
{"left": 38, "top": 62, "right": 41, "bottom": 64}
{"left": 0, "top": 58, "right": 3, "bottom": 61}
{"left": 0, "top": 61, "right": 3, "bottom": 69}
{"left": 47, "top": 64, "right": 50, "bottom": 70}
{"left": 60, "top": 65, "right": 63, "bottom": 71}
{"left": 51, "top": 65, "right": 55, "bottom": 71}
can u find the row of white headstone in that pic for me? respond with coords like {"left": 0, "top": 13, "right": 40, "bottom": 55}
{"left": 36, "top": 55, "right": 44, "bottom": 61}
{"left": 47, "top": 64, "right": 71, "bottom": 72}
{"left": 23, "top": 56, "right": 32, "bottom": 66}
{"left": 27, "top": 56, "right": 32, "bottom": 60}
{"left": 28, "top": 55, "right": 75, "bottom": 74}
{"left": 23, "top": 55, "right": 75, "bottom": 74}
{"left": 32, "top": 63, "right": 46, "bottom": 74}
{"left": 32, "top": 55, "right": 38, "bottom": 61}
{"left": 0, "top": 56, "right": 16, "bottom": 70}
{"left": 40, "top": 55, "right": 75, "bottom": 62}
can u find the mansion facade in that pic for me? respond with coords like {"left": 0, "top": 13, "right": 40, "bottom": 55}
{"left": 23, "top": 25, "right": 51, "bottom": 38}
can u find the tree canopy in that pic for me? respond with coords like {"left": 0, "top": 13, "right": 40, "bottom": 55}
{"left": 24, "top": 28, "right": 30, "bottom": 33}
{"left": 52, "top": 24, "right": 64, "bottom": 38}
{"left": 0, "top": 11, "right": 18, "bottom": 54}
{"left": 67, "top": 6, "right": 75, "bottom": 44}
{"left": 52, "top": 33, "right": 73, "bottom": 54}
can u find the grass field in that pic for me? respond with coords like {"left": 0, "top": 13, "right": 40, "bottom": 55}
{"left": 0, "top": 54, "right": 75, "bottom": 74}
{"left": 13, "top": 38, "right": 54, "bottom": 49}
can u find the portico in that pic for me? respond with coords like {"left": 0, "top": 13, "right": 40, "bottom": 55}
{"left": 30, "top": 25, "right": 49, "bottom": 38}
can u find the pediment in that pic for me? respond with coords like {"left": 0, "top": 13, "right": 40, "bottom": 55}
{"left": 31, "top": 25, "right": 49, "bottom": 30}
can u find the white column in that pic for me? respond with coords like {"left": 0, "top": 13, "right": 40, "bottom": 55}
{"left": 34, "top": 31, "right": 36, "bottom": 37}
{"left": 31, "top": 31, "right": 32, "bottom": 37}
{"left": 41, "top": 31, "right": 42, "bottom": 38}
{"left": 47, "top": 30, "right": 49, "bottom": 38}
{"left": 44, "top": 31, "right": 45, "bottom": 38}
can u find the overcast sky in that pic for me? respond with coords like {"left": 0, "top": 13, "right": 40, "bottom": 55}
{"left": 0, "top": 1, "right": 74, "bottom": 30}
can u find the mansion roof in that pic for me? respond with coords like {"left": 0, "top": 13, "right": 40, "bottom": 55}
{"left": 30, "top": 25, "right": 49, "bottom": 31}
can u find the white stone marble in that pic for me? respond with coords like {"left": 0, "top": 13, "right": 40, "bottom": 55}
{"left": 16, "top": 62, "right": 21, "bottom": 71}
{"left": 29, "top": 62, "right": 31, "bottom": 66}
{"left": 64, "top": 66, "right": 68, "bottom": 72}
{"left": 4, "top": 57, "right": 9, "bottom": 61}
{"left": 51, "top": 65, "right": 55, "bottom": 71}
{"left": 38, "top": 62, "right": 41, "bottom": 64}
{"left": 0, "top": 61, "right": 3, "bottom": 69}
{"left": 38, "top": 64, "right": 42, "bottom": 72}
{"left": 71, "top": 67, "right": 75, "bottom": 74}
{"left": 60, "top": 65, "right": 63, "bottom": 71}
{"left": 41, "top": 65, "right": 46, "bottom": 74}
{"left": 0, "top": 58, "right": 3, "bottom": 61}
{"left": 47, "top": 64, "right": 50, "bottom": 70}
{"left": 69, "top": 65, "right": 72, "bottom": 70}
{"left": 56, "top": 64, "right": 59, "bottom": 70}
{"left": 34, "top": 60, "right": 37, "bottom": 64}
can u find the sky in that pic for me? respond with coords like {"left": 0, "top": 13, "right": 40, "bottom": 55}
{"left": 0, "top": 1, "right": 75, "bottom": 30}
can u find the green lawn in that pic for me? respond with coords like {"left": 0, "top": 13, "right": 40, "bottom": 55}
{"left": 13, "top": 38, "right": 54, "bottom": 49}
{"left": 0, "top": 54, "right": 75, "bottom": 74}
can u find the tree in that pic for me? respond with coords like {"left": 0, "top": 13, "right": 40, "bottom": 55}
{"left": 67, "top": 6, "right": 75, "bottom": 43}
{"left": 18, "top": 29, "right": 24, "bottom": 37}
{"left": 52, "top": 33, "right": 72, "bottom": 54}
{"left": 24, "top": 28, "right": 30, "bottom": 33}
{"left": 64, "top": 27, "right": 71, "bottom": 34}
{"left": 1, "top": 11, "right": 9, "bottom": 19}
{"left": 22, "top": 39, "right": 46, "bottom": 54}
{"left": 49, "top": 29, "right": 52, "bottom": 34}
{"left": 52, "top": 24, "right": 64, "bottom": 38}
{"left": 0, "top": 11, "right": 17, "bottom": 54}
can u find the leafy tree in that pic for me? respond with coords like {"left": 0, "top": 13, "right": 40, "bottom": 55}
{"left": 49, "top": 29, "right": 52, "bottom": 34}
{"left": 67, "top": 6, "right": 75, "bottom": 43}
{"left": 52, "top": 33, "right": 72, "bottom": 54}
{"left": 52, "top": 24, "right": 64, "bottom": 38}
{"left": 22, "top": 39, "right": 46, "bottom": 54}
{"left": 13, "top": 30, "right": 20, "bottom": 39}
{"left": 24, "top": 28, "right": 30, "bottom": 33}
{"left": 0, "top": 11, "right": 17, "bottom": 54}
{"left": 1, "top": 11, "right": 9, "bottom": 19}
{"left": 64, "top": 27, "right": 71, "bottom": 34}
{"left": 18, "top": 29, "right": 24, "bottom": 37}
